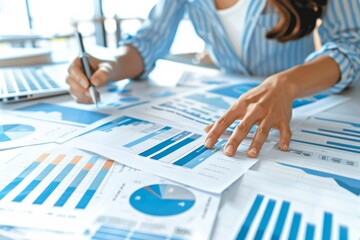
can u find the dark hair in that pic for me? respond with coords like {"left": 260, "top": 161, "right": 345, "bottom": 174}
{"left": 267, "top": 0, "right": 328, "bottom": 42}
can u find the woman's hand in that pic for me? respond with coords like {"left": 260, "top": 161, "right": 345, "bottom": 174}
{"left": 204, "top": 74, "right": 296, "bottom": 158}
{"left": 66, "top": 55, "right": 114, "bottom": 104}
{"left": 65, "top": 45, "right": 145, "bottom": 104}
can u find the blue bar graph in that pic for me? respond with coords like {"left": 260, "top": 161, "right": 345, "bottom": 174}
{"left": 151, "top": 134, "right": 201, "bottom": 160}
{"left": 54, "top": 156, "right": 99, "bottom": 207}
{"left": 182, "top": 140, "right": 227, "bottom": 169}
{"left": 301, "top": 130, "right": 360, "bottom": 142}
{"left": 289, "top": 213, "right": 302, "bottom": 240}
{"left": 236, "top": 195, "right": 264, "bottom": 239}
{"left": 322, "top": 212, "right": 332, "bottom": 240}
{"left": 291, "top": 139, "right": 360, "bottom": 154}
{"left": 318, "top": 128, "right": 360, "bottom": 138}
{"left": 75, "top": 160, "right": 113, "bottom": 209}
{"left": 0, "top": 162, "right": 41, "bottom": 200}
{"left": 139, "top": 131, "right": 191, "bottom": 157}
{"left": 305, "top": 224, "right": 315, "bottom": 240}
{"left": 254, "top": 199, "right": 276, "bottom": 240}
{"left": 235, "top": 195, "right": 351, "bottom": 240}
{"left": 343, "top": 128, "right": 360, "bottom": 134}
{"left": 339, "top": 226, "right": 348, "bottom": 240}
{"left": 173, "top": 140, "right": 226, "bottom": 168}
{"left": 314, "top": 117, "right": 360, "bottom": 128}
{"left": 327, "top": 141, "right": 360, "bottom": 150}
{"left": 33, "top": 156, "right": 82, "bottom": 205}
{"left": 124, "top": 126, "right": 172, "bottom": 148}
{"left": 271, "top": 201, "right": 290, "bottom": 239}
{"left": 13, "top": 154, "right": 65, "bottom": 203}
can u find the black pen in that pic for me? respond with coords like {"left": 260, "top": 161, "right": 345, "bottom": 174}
{"left": 75, "top": 31, "right": 98, "bottom": 107}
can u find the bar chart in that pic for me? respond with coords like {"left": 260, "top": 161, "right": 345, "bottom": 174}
{"left": 235, "top": 194, "right": 350, "bottom": 240}
{"left": 219, "top": 171, "right": 360, "bottom": 240}
{"left": 95, "top": 115, "right": 227, "bottom": 169}
{"left": 291, "top": 113, "right": 360, "bottom": 154}
{"left": 72, "top": 114, "right": 259, "bottom": 193}
{"left": 0, "top": 149, "right": 115, "bottom": 210}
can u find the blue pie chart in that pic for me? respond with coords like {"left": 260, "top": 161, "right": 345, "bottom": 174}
{"left": 0, "top": 124, "right": 35, "bottom": 142}
{"left": 129, "top": 184, "right": 196, "bottom": 216}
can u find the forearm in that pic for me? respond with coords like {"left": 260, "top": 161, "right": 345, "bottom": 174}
{"left": 109, "top": 45, "right": 145, "bottom": 81}
{"left": 276, "top": 56, "right": 341, "bottom": 99}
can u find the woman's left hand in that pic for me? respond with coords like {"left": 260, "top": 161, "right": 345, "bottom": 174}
{"left": 203, "top": 74, "right": 295, "bottom": 158}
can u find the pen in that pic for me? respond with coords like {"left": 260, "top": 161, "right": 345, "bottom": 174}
{"left": 75, "top": 31, "right": 99, "bottom": 107}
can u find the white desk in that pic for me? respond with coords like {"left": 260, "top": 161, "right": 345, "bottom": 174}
{"left": 0, "top": 60, "right": 359, "bottom": 239}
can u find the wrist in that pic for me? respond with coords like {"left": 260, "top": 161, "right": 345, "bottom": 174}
{"left": 273, "top": 66, "right": 304, "bottom": 100}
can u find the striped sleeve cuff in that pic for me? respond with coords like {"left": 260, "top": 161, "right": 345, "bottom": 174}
{"left": 120, "top": 34, "right": 157, "bottom": 79}
{"left": 305, "top": 42, "right": 358, "bottom": 93}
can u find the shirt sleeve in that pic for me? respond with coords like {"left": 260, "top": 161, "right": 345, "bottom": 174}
{"left": 120, "top": 0, "right": 187, "bottom": 78}
{"left": 305, "top": 0, "right": 360, "bottom": 93}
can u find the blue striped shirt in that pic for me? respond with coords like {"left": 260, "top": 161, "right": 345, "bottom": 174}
{"left": 122, "top": 0, "right": 360, "bottom": 93}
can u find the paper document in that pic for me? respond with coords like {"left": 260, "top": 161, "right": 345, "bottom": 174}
{"left": 87, "top": 172, "right": 220, "bottom": 240}
{"left": 70, "top": 113, "right": 265, "bottom": 193}
{"left": 290, "top": 112, "right": 360, "bottom": 155}
{"left": 0, "top": 147, "right": 125, "bottom": 233}
{"left": 137, "top": 80, "right": 349, "bottom": 131}
{"left": 252, "top": 141, "right": 360, "bottom": 197}
{"left": 212, "top": 171, "right": 360, "bottom": 240}
{"left": 0, "top": 114, "right": 81, "bottom": 150}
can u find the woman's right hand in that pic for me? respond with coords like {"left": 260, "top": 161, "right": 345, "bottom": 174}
{"left": 66, "top": 55, "right": 113, "bottom": 104}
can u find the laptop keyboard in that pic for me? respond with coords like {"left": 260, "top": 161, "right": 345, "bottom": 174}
{"left": 1, "top": 68, "right": 61, "bottom": 95}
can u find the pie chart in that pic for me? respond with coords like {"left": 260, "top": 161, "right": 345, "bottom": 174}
{"left": 0, "top": 124, "right": 35, "bottom": 142}
{"left": 129, "top": 184, "right": 196, "bottom": 216}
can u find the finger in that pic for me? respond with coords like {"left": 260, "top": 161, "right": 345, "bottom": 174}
{"left": 66, "top": 76, "right": 92, "bottom": 103}
{"left": 204, "top": 109, "right": 241, "bottom": 149}
{"left": 68, "top": 58, "right": 90, "bottom": 88}
{"left": 279, "top": 123, "right": 291, "bottom": 151}
{"left": 224, "top": 112, "right": 261, "bottom": 156}
{"left": 204, "top": 123, "right": 214, "bottom": 133}
{"left": 247, "top": 120, "right": 274, "bottom": 158}
{"left": 91, "top": 62, "right": 112, "bottom": 87}
{"left": 69, "top": 88, "right": 93, "bottom": 104}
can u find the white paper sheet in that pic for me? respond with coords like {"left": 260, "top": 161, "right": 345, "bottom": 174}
{"left": 136, "top": 80, "right": 349, "bottom": 132}
{"left": 87, "top": 172, "right": 220, "bottom": 240}
{"left": 0, "top": 114, "right": 80, "bottom": 150}
{"left": 69, "top": 113, "right": 268, "bottom": 194}
{"left": 0, "top": 147, "right": 126, "bottom": 233}
{"left": 212, "top": 171, "right": 360, "bottom": 240}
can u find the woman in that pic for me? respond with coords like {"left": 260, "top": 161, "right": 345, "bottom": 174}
{"left": 66, "top": 0, "right": 360, "bottom": 158}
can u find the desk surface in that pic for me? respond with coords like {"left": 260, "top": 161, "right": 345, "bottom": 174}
{"left": 0, "top": 60, "right": 359, "bottom": 239}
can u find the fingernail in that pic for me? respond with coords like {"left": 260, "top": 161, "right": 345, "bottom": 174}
{"left": 204, "top": 138, "right": 212, "bottom": 147}
{"left": 249, "top": 148, "right": 257, "bottom": 156}
{"left": 92, "top": 78, "right": 99, "bottom": 87}
{"left": 80, "top": 80, "right": 86, "bottom": 88}
{"left": 85, "top": 92, "right": 91, "bottom": 97}
{"left": 282, "top": 144, "right": 289, "bottom": 151}
{"left": 225, "top": 145, "right": 234, "bottom": 155}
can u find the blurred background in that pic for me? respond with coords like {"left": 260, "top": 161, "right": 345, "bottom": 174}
{"left": 0, "top": 0, "right": 208, "bottom": 65}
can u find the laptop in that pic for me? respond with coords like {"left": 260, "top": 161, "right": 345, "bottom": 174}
{"left": 0, "top": 63, "right": 69, "bottom": 103}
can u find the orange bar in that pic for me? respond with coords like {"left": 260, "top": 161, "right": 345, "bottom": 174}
{"left": 102, "top": 160, "right": 114, "bottom": 170}
{"left": 83, "top": 163, "right": 94, "bottom": 171}
{"left": 36, "top": 153, "right": 50, "bottom": 162}
{"left": 51, "top": 154, "right": 66, "bottom": 165}
{"left": 70, "top": 155, "right": 82, "bottom": 164}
